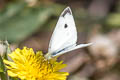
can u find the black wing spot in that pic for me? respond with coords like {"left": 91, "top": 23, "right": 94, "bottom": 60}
{"left": 64, "top": 24, "right": 68, "bottom": 28}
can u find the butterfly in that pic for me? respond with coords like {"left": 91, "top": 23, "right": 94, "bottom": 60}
{"left": 45, "top": 7, "right": 92, "bottom": 59}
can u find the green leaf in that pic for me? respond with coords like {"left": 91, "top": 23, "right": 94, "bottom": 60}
{"left": 0, "top": 2, "right": 63, "bottom": 43}
{"left": 0, "top": 56, "right": 5, "bottom": 72}
{"left": 0, "top": 56, "right": 8, "bottom": 80}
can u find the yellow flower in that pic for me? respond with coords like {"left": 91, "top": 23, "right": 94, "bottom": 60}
{"left": 4, "top": 47, "right": 69, "bottom": 80}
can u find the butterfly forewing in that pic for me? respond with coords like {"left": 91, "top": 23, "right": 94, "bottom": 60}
{"left": 48, "top": 7, "right": 77, "bottom": 55}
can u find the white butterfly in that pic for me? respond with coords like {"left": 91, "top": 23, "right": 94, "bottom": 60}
{"left": 45, "top": 7, "right": 92, "bottom": 59}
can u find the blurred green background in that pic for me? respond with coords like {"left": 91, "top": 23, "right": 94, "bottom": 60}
{"left": 0, "top": 0, "right": 120, "bottom": 80}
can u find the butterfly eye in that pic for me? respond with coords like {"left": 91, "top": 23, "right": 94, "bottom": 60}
{"left": 64, "top": 24, "right": 68, "bottom": 28}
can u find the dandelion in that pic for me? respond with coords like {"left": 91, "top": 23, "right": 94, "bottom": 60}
{"left": 4, "top": 47, "right": 69, "bottom": 80}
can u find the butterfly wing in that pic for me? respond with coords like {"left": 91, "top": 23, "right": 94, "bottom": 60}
{"left": 48, "top": 7, "right": 77, "bottom": 55}
{"left": 45, "top": 7, "right": 92, "bottom": 59}
{"left": 52, "top": 43, "right": 93, "bottom": 57}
